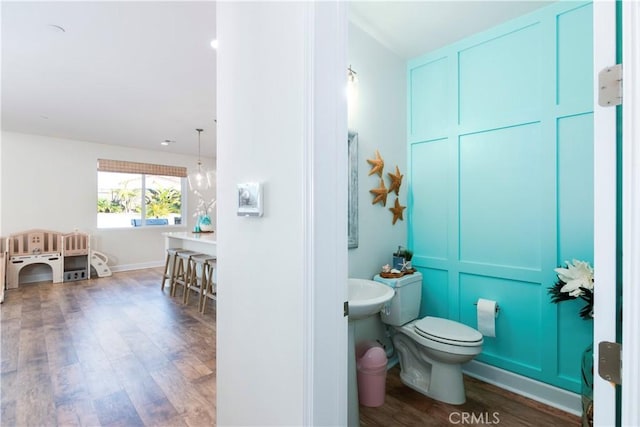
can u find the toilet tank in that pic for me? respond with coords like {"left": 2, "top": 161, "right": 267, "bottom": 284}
{"left": 374, "top": 272, "right": 422, "bottom": 326}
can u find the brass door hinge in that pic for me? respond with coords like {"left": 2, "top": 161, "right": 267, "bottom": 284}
{"left": 598, "top": 341, "right": 622, "bottom": 385}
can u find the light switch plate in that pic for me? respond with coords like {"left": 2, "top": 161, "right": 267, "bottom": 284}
{"left": 237, "top": 182, "right": 263, "bottom": 217}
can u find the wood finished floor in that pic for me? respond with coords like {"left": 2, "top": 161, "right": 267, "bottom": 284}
{"left": 1, "top": 268, "right": 216, "bottom": 427}
{"left": 360, "top": 367, "right": 579, "bottom": 427}
{"left": 1, "top": 268, "right": 580, "bottom": 426}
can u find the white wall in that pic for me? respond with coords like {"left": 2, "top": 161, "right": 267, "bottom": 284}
{"left": 217, "top": 2, "right": 348, "bottom": 426}
{"left": 216, "top": 3, "right": 305, "bottom": 425}
{"left": 347, "top": 22, "right": 407, "bottom": 280}
{"left": 1, "top": 131, "right": 214, "bottom": 271}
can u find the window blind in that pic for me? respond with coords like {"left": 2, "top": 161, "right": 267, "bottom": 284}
{"left": 97, "top": 159, "right": 187, "bottom": 178}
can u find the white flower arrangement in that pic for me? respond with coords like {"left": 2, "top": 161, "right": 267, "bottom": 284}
{"left": 548, "top": 259, "right": 594, "bottom": 319}
{"left": 193, "top": 190, "right": 216, "bottom": 220}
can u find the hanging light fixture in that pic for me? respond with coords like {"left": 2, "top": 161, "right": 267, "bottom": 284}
{"left": 347, "top": 65, "right": 358, "bottom": 83}
{"left": 347, "top": 65, "right": 359, "bottom": 112}
{"left": 188, "top": 128, "right": 212, "bottom": 191}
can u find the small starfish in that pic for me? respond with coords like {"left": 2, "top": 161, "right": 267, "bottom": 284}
{"left": 366, "top": 150, "right": 384, "bottom": 177}
{"left": 387, "top": 165, "right": 403, "bottom": 195}
{"left": 370, "top": 178, "right": 388, "bottom": 206}
{"left": 389, "top": 197, "right": 406, "bottom": 225}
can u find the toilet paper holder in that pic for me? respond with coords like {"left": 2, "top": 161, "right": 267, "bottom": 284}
{"left": 473, "top": 301, "right": 500, "bottom": 314}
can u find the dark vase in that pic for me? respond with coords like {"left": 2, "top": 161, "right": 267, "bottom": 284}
{"left": 392, "top": 255, "right": 405, "bottom": 270}
{"left": 581, "top": 343, "right": 594, "bottom": 427}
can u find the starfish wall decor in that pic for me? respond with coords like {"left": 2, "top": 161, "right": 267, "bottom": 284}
{"left": 370, "top": 178, "right": 388, "bottom": 206}
{"left": 389, "top": 197, "right": 406, "bottom": 225}
{"left": 366, "top": 150, "right": 384, "bottom": 177}
{"left": 387, "top": 165, "right": 403, "bottom": 195}
{"left": 366, "top": 149, "right": 408, "bottom": 224}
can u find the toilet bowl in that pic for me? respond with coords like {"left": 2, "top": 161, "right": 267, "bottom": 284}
{"left": 392, "top": 317, "right": 483, "bottom": 405}
{"left": 375, "top": 272, "right": 483, "bottom": 405}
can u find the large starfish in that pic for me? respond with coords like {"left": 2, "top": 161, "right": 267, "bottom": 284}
{"left": 387, "top": 165, "right": 403, "bottom": 195}
{"left": 366, "top": 150, "right": 384, "bottom": 177}
{"left": 370, "top": 178, "right": 388, "bottom": 206}
{"left": 389, "top": 197, "right": 406, "bottom": 225}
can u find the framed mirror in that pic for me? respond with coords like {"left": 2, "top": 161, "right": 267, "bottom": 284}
{"left": 348, "top": 131, "right": 358, "bottom": 249}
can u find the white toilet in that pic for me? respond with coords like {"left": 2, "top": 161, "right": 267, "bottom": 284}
{"left": 375, "top": 272, "right": 483, "bottom": 405}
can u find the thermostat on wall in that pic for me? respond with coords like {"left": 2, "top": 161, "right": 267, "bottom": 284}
{"left": 237, "top": 182, "right": 263, "bottom": 217}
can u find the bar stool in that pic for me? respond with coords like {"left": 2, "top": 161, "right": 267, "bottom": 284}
{"left": 200, "top": 258, "right": 217, "bottom": 314}
{"left": 161, "top": 247, "right": 184, "bottom": 291}
{"left": 184, "top": 254, "right": 216, "bottom": 307}
{"left": 171, "top": 250, "right": 202, "bottom": 299}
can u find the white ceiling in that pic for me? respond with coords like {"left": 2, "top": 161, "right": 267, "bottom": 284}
{"left": 1, "top": 1, "right": 217, "bottom": 157}
{"left": 1, "top": 1, "right": 552, "bottom": 157}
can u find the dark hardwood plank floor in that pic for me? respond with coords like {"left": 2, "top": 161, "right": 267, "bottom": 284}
{"left": 1, "top": 268, "right": 215, "bottom": 427}
{"left": 1, "top": 268, "right": 579, "bottom": 426}
{"left": 360, "top": 366, "right": 580, "bottom": 426}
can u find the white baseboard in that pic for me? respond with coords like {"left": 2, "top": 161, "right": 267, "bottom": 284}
{"left": 109, "top": 261, "right": 164, "bottom": 273}
{"left": 463, "top": 360, "right": 581, "bottom": 416}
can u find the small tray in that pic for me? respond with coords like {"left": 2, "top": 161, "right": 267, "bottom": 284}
{"left": 380, "top": 268, "right": 415, "bottom": 279}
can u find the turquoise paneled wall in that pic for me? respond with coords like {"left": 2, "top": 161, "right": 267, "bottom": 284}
{"left": 407, "top": 2, "right": 593, "bottom": 393}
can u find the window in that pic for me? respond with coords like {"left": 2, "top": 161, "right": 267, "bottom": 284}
{"left": 97, "top": 159, "right": 186, "bottom": 228}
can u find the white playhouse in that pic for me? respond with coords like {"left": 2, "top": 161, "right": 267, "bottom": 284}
{"left": 3, "top": 229, "right": 112, "bottom": 293}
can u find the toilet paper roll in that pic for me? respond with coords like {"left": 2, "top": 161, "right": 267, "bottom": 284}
{"left": 477, "top": 298, "right": 497, "bottom": 337}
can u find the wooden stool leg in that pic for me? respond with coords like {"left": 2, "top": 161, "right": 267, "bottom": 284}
{"left": 183, "top": 257, "right": 196, "bottom": 304}
{"left": 184, "top": 258, "right": 193, "bottom": 304}
{"left": 161, "top": 251, "right": 172, "bottom": 291}
{"left": 199, "top": 263, "right": 211, "bottom": 313}
{"left": 201, "top": 262, "right": 216, "bottom": 314}
{"left": 171, "top": 255, "right": 184, "bottom": 297}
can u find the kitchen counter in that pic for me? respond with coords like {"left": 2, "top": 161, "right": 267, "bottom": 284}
{"left": 163, "top": 231, "right": 217, "bottom": 256}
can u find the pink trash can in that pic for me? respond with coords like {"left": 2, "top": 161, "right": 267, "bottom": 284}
{"left": 356, "top": 342, "right": 388, "bottom": 407}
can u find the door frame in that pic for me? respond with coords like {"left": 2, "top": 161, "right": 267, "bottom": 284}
{"left": 303, "top": 2, "right": 349, "bottom": 426}
{"left": 593, "top": 1, "right": 618, "bottom": 425}
{"left": 593, "top": 1, "right": 640, "bottom": 426}
{"left": 621, "top": 1, "right": 640, "bottom": 425}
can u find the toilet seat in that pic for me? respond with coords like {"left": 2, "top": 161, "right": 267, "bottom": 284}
{"left": 414, "top": 316, "right": 483, "bottom": 347}
{"left": 396, "top": 319, "right": 482, "bottom": 358}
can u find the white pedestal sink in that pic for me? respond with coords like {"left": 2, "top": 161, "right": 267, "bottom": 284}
{"left": 347, "top": 278, "right": 395, "bottom": 427}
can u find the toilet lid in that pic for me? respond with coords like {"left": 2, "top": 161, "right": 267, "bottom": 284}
{"left": 414, "top": 317, "right": 483, "bottom": 346}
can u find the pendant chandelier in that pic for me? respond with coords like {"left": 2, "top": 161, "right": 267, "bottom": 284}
{"left": 188, "top": 128, "right": 212, "bottom": 191}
